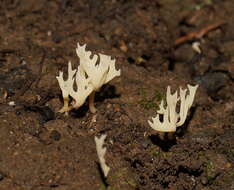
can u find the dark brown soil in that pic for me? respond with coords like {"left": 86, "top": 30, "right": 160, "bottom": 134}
{"left": 0, "top": 0, "right": 234, "bottom": 190}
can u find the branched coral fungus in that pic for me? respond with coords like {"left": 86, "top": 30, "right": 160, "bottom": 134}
{"left": 56, "top": 43, "right": 120, "bottom": 114}
{"left": 148, "top": 84, "right": 198, "bottom": 132}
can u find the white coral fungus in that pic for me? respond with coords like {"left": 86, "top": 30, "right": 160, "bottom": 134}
{"left": 148, "top": 84, "right": 198, "bottom": 132}
{"left": 95, "top": 134, "right": 110, "bottom": 178}
{"left": 56, "top": 43, "right": 120, "bottom": 113}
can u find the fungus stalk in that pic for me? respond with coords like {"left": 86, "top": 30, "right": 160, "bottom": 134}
{"left": 89, "top": 91, "right": 97, "bottom": 113}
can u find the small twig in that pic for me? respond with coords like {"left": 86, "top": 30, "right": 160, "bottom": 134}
{"left": 16, "top": 78, "right": 35, "bottom": 97}
{"left": 34, "top": 48, "right": 46, "bottom": 88}
{"left": 16, "top": 48, "right": 46, "bottom": 97}
{"left": 175, "top": 20, "right": 225, "bottom": 46}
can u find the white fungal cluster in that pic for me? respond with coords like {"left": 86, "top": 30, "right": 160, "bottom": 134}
{"left": 148, "top": 84, "right": 198, "bottom": 132}
{"left": 56, "top": 43, "right": 121, "bottom": 113}
{"left": 95, "top": 134, "right": 110, "bottom": 178}
{"left": 54, "top": 42, "right": 200, "bottom": 181}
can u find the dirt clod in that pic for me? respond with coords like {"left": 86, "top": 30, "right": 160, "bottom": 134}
{"left": 0, "top": 0, "right": 234, "bottom": 190}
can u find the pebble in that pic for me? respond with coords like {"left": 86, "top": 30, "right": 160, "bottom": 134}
{"left": 50, "top": 130, "right": 61, "bottom": 141}
{"left": 201, "top": 177, "right": 208, "bottom": 185}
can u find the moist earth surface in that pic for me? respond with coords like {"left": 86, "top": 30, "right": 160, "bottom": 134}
{"left": 0, "top": 0, "right": 233, "bottom": 190}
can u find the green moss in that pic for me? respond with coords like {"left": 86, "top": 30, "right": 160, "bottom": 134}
{"left": 231, "top": 172, "right": 234, "bottom": 177}
{"left": 108, "top": 167, "right": 137, "bottom": 189}
{"left": 98, "top": 184, "right": 121, "bottom": 190}
{"left": 207, "top": 175, "right": 216, "bottom": 185}
{"left": 205, "top": 160, "right": 220, "bottom": 185}
{"left": 194, "top": 0, "right": 213, "bottom": 10}
{"left": 138, "top": 88, "right": 164, "bottom": 110}
{"left": 122, "top": 178, "right": 137, "bottom": 187}
{"left": 206, "top": 160, "right": 214, "bottom": 171}
{"left": 152, "top": 150, "right": 160, "bottom": 157}
{"left": 154, "top": 89, "right": 164, "bottom": 101}
{"left": 222, "top": 177, "right": 232, "bottom": 185}
{"left": 222, "top": 149, "right": 234, "bottom": 155}
{"left": 108, "top": 188, "right": 120, "bottom": 190}
{"left": 98, "top": 184, "right": 106, "bottom": 190}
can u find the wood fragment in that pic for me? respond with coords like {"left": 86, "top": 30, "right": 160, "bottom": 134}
{"left": 175, "top": 21, "right": 225, "bottom": 46}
